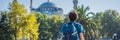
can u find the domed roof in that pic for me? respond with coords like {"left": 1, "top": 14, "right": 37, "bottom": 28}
{"left": 40, "top": 2, "right": 57, "bottom": 7}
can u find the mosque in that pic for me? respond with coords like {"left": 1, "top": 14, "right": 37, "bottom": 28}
{"left": 30, "top": 0, "right": 78, "bottom": 16}
{"left": 30, "top": 0, "right": 63, "bottom": 16}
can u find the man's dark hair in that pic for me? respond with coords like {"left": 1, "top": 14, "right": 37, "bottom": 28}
{"left": 69, "top": 11, "right": 78, "bottom": 21}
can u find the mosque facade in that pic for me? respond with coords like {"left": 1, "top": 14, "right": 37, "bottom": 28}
{"left": 30, "top": 0, "right": 63, "bottom": 16}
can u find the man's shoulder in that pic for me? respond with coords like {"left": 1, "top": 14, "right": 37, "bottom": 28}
{"left": 62, "top": 22, "right": 82, "bottom": 26}
{"left": 62, "top": 23, "right": 67, "bottom": 27}
{"left": 74, "top": 22, "right": 82, "bottom": 26}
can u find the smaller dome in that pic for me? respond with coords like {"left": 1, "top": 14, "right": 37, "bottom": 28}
{"left": 40, "top": 2, "right": 57, "bottom": 7}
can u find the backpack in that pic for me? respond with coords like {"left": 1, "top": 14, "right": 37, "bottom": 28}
{"left": 62, "top": 22, "right": 78, "bottom": 40}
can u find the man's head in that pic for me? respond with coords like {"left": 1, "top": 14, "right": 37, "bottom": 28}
{"left": 69, "top": 11, "right": 78, "bottom": 21}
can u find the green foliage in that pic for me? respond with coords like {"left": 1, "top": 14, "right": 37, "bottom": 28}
{"left": 96, "top": 10, "right": 120, "bottom": 38}
{"left": 0, "top": 0, "right": 40, "bottom": 40}
{"left": 35, "top": 12, "right": 64, "bottom": 40}
{"left": 0, "top": 11, "right": 15, "bottom": 40}
{"left": 76, "top": 5, "right": 102, "bottom": 40}
{"left": 8, "top": 1, "right": 27, "bottom": 40}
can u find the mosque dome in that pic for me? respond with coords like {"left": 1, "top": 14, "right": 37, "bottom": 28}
{"left": 40, "top": 2, "right": 57, "bottom": 7}
{"left": 31, "top": 0, "right": 63, "bottom": 16}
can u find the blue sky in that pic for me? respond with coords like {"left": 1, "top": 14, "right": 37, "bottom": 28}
{"left": 0, "top": 0, "right": 120, "bottom": 14}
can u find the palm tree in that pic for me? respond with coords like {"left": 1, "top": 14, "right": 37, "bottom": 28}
{"left": 76, "top": 5, "right": 100, "bottom": 40}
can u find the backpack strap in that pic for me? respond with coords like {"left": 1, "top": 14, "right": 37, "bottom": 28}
{"left": 65, "top": 22, "right": 78, "bottom": 36}
{"left": 72, "top": 22, "right": 79, "bottom": 35}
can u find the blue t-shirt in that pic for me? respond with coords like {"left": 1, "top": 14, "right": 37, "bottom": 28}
{"left": 60, "top": 21, "right": 84, "bottom": 40}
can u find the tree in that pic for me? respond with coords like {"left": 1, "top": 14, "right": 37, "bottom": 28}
{"left": 8, "top": 0, "right": 39, "bottom": 40}
{"left": 100, "top": 10, "right": 120, "bottom": 38}
{"left": 35, "top": 13, "right": 64, "bottom": 40}
{"left": 8, "top": 0, "right": 27, "bottom": 40}
{"left": 76, "top": 5, "right": 101, "bottom": 40}
{"left": 0, "top": 11, "right": 15, "bottom": 40}
{"left": 19, "top": 13, "right": 39, "bottom": 40}
{"left": 50, "top": 15, "right": 63, "bottom": 40}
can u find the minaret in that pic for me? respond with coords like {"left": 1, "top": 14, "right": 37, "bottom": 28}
{"left": 13, "top": 0, "right": 17, "bottom": 2}
{"left": 73, "top": 0, "right": 78, "bottom": 9}
{"left": 14, "top": 0, "right": 17, "bottom": 2}
{"left": 48, "top": 0, "right": 50, "bottom": 2}
{"left": 30, "top": 0, "right": 33, "bottom": 12}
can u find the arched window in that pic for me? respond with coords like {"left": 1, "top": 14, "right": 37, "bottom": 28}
{"left": 52, "top": 8, "right": 54, "bottom": 11}
{"left": 46, "top": 8, "right": 48, "bottom": 11}
{"left": 48, "top": 8, "right": 49, "bottom": 11}
{"left": 44, "top": 8, "right": 46, "bottom": 11}
{"left": 50, "top": 8, "right": 52, "bottom": 11}
{"left": 42, "top": 8, "right": 44, "bottom": 11}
